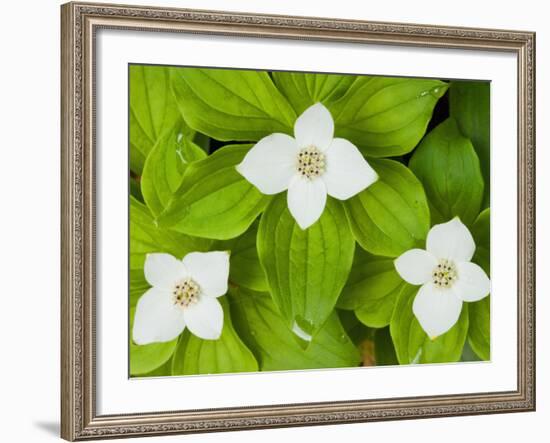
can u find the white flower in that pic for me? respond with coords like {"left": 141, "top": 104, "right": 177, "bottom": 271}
{"left": 236, "top": 103, "right": 378, "bottom": 229}
{"left": 394, "top": 218, "right": 490, "bottom": 339}
{"left": 133, "top": 251, "right": 230, "bottom": 344}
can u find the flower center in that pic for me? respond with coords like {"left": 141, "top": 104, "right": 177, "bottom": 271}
{"left": 432, "top": 259, "right": 458, "bottom": 289}
{"left": 172, "top": 277, "right": 201, "bottom": 308}
{"left": 296, "top": 146, "right": 325, "bottom": 180}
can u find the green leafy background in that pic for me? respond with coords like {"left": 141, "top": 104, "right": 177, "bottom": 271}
{"left": 129, "top": 65, "right": 490, "bottom": 376}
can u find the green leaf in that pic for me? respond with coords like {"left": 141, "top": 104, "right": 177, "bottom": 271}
{"left": 258, "top": 195, "right": 355, "bottom": 335}
{"left": 471, "top": 208, "right": 490, "bottom": 275}
{"left": 338, "top": 248, "right": 405, "bottom": 328}
{"left": 140, "top": 359, "right": 173, "bottom": 377}
{"left": 159, "top": 144, "right": 269, "bottom": 240}
{"left": 130, "top": 307, "right": 178, "bottom": 376}
{"left": 374, "top": 327, "right": 398, "bottom": 366}
{"left": 229, "top": 287, "right": 360, "bottom": 370}
{"left": 272, "top": 71, "right": 355, "bottom": 114}
{"left": 450, "top": 81, "right": 490, "bottom": 207}
{"left": 461, "top": 340, "right": 482, "bottom": 362}
{"left": 130, "top": 196, "right": 212, "bottom": 271}
{"left": 390, "top": 284, "right": 469, "bottom": 364}
{"left": 130, "top": 65, "right": 188, "bottom": 173}
{"left": 390, "top": 285, "right": 424, "bottom": 364}
{"left": 421, "top": 308, "right": 469, "bottom": 364}
{"left": 468, "top": 297, "right": 490, "bottom": 361}
{"left": 170, "top": 67, "right": 296, "bottom": 141}
{"left": 215, "top": 222, "right": 267, "bottom": 291}
{"left": 345, "top": 159, "right": 430, "bottom": 257}
{"left": 330, "top": 76, "right": 448, "bottom": 157}
{"left": 409, "top": 118, "right": 484, "bottom": 227}
{"left": 141, "top": 128, "right": 207, "bottom": 217}
{"left": 171, "top": 298, "right": 258, "bottom": 375}
{"left": 468, "top": 208, "right": 491, "bottom": 360}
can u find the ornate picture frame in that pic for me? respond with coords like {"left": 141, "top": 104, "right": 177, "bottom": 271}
{"left": 61, "top": 1, "right": 535, "bottom": 440}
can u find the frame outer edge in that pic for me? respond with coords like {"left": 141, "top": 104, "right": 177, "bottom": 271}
{"left": 525, "top": 31, "right": 536, "bottom": 411}
{"left": 61, "top": 2, "right": 78, "bottom": 441}
{"left": 531, "top": 31, "right": 536, "bottom": 411}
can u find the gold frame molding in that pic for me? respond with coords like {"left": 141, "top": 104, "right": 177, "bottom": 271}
{"left": 61, "top": 1, "right": 536, "bottom": 440}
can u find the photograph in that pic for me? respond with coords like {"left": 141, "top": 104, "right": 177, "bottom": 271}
{"left": 128, "top": 65, "right": 491, "bottom": 377}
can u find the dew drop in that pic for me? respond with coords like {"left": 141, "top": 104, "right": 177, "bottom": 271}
{"left": 430, "top": 85, "right": 445, "bottom": 98}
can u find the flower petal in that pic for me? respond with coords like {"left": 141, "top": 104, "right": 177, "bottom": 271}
{"left": 144, "top": 253, "right": 187, "bottom": 289}
{"left": 453, "top": 261, "right": 491, "bottom": 302}
{"left": 183, "top": 296, "right": 224, "bottom": 340}
{"left": 182, "top": 251, "right": 230, "bottom": 298}
{"left": 412, "top": 283, "right": 463, "bottom": 338}
{"left": 394, "top": 249, "right": 438, "bottom": 285}
{"left": 323, "top": 138, "right": 378, "bottom": 200}
{"left": 132, "top": 287, "right": 186, "bottom": 345}
{"left": 426, "top": 217, "right": 476, "bottom": 262}
{"left": 287, "top": 176, "right": 327, "bottom": 229}
{"left": 236, "top": 133, "right": 297, "bottom": 194}
{"left": 294, "top": 103, "right": 334, "bottom": 152}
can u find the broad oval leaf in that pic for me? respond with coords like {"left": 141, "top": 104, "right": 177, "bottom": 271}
{"left": 471, "top": 208, "right": 490, "bottom": 275}
{"left": 468, "top": 208, "right": 490, "bottom": 360}
{"left": 258, "top": 195, "right": 355, "bottom": 335}
{"left": 215, "top": 221, "right": 267, "bottom": 292}
{"left": 338, "top": 248, "right": 405, "bottom": 328}
{"left": 272, "top": 71, "right": 356, "bottom": 115}
{"left": 229, "top": 287, "right": 360, "bottom": 371}
{"left": 171, "top": 298, "right": 258, "bottom": 375}
{"left": 450, "top": 81, "right": 490, "bottom": 208}
{"left": 330, "top": 76, "right": 448, "bottom": 157}
{"left": 130, "top": 65, "right": 187, "bottom": 173}
{"left": 409, "top": 118, "right": 484, "bottom": 226}
{"left": 158, "top": 144, "right": 270, "bottom": 240}
{"left": 468, "top": 297, "right": 490, "bottom": 361}
{"left": 345, "top": 158, "right": 430, "bottom": 257}
{"left": 171, "top": 67, "right": 296, "bottom": 141}
{"left": 130, "top": 196, "right": 212, "bottom": 270}
{"left": 390, "top": 284, "right": 469, "bottom": 364}
{"left": 141, "top": 128, "right": 207, "bottom": 217}
{"left": 130, "top": 307, "right": 178, "bottom": 376}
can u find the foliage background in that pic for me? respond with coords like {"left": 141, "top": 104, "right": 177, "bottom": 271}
{"left": 129, "top": 65, "right": 490, "bottom": 377}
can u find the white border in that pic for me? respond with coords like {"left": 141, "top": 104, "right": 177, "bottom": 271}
{"left": 96, "top": 29, "right": 518, "bottom": 415}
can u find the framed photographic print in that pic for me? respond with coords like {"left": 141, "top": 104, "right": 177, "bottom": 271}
{"left": 61, "top": 1, "right": 536, "bottom": 441}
